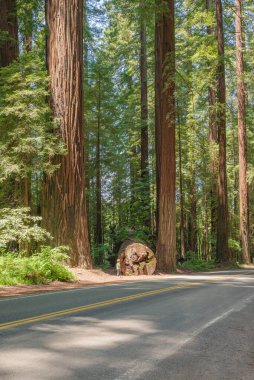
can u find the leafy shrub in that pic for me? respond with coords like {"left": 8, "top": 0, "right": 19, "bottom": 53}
{"left": 228, "top": 239, "right": 241, "bottom": 253}
{"left": 0, "top": 246, "right": 75, "bottom": 285}
{"left": 180, "top": 259, "right": 216, "bottom": 272}
{"left": 228, "top": 239, "right": 241, "bottom": 262}
{"left": 0, "top": 207, "right": 52, "bottom": 250}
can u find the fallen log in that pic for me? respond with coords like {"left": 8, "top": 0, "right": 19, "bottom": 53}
{"left": 117, "top": 239, "right": 156, "bottom": 276}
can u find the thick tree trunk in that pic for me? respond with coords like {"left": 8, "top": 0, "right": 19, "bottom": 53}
{"left": 155, "top": 1, "right": 162, "bottom": 233}
{"left": 215, "top": 0, "right": 229, "bottom": 262}
{"left": 155, "top": 0, "right": 176, "bottom": 272}
{"left": 83, "top": 0, "right": 91, "bottom": 242}
{"left": 43, "top": 0, "right": 92, "bottom": 268}
{"left": 235, "top": 0, "right": 250, "bottom": 264}
{"left": 0, "top": 0, "right": 18, "bottom": 67}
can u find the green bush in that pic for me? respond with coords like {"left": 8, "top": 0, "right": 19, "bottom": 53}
{"left": 228, "top": 238, "right": 242, "bottom": 262}
{"left": 0, "top": 246, "right": 75, "bottom": 285}
{"left": 180, "top": 259, "right": 217, "bottom": 272}
{"left": 0, "top": 207, "right": 52, "bottom": 250}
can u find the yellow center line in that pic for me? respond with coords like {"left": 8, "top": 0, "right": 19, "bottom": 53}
{"left": 0, "top": 282, "right": 202, "bottom": 331}
{"left": 0, "top": 273, "right": 252, "bottom": 331}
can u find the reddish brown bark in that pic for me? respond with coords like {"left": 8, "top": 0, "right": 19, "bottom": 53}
{"left": 43, "top": 0, "right": 92, "bottom": 268}
{"left": 140, "top": 8, "right": 151, "bottom": 228}
{"left": 235, "top": 0, "right": 250, "bottom": 264}
{"left": 0, "top": 0, "right": 18, "bottom": 67}
{"left": 84, "top": 0, "right": 91, "bottom": 242}
{"left": 155, "top": 0, "right": 176, "bottom": 272}
{"left": 215, "top": 0, "right": 229, "bottom": 262}
{"left": 155, "top": 1, "right": 162, "bottom": 232}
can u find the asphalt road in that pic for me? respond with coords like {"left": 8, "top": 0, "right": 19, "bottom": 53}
{"left": 0, "top": 270, "right": 254, "bottom": 380}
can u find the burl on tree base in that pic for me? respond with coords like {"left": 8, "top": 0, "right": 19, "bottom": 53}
{"left": 118, "top": 239, "right": 156, "bottom": 276}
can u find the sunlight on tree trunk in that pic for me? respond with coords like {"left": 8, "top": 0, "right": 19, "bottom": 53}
{"left": 42, "top": 0, "right": 92, "bottom": 268}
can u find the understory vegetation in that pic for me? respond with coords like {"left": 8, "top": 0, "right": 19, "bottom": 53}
{"left": 0, "top": 247, "right": 74, "bottom": 285}
{"left": 179, "top": 259, "right": 217, "bottom": 272}
{"left": 0, "top": 208, "right": 74, "bottom": 285}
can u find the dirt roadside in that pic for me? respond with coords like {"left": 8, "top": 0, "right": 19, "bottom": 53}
{"left": 1, "top": 265, "right": 253, "bottom": 298}
{"left": 0, "top": 267, "right": 189, "bottom": 298}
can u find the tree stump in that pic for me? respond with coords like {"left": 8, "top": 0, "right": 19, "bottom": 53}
{"left": 118, "top": 239, "right": 156, "bottom": 276}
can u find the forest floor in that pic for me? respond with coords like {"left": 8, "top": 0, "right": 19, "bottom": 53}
{"left": 0, "top": 265, "right": 254, "bottom": 298}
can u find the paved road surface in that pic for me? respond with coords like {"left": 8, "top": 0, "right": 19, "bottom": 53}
{"left": 0, "top": 270, "right": 254, "bottom": 379}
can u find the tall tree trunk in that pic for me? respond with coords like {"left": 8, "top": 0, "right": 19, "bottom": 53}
{"left": 43, "top": 0, "right": 92, "bottom": 268}
{"left": 83, "top": 0, "right": 91, "bottom": 242}
{"left": 95, "top": 77, "right": 103, "bottom": 247}
{"left": 0, "top": 0, "right": 18, "bottom": 67}
{"left": 155, "top": 0, "right": 176, "bottom": 272}
{"left": 177, "top": 109, "right": 185, "bottom": 259}
{"left": 140, "top": 4, "right": 151, "bottom": 229}
{"left": 215, "top": 0, "right": 229, "bottom": 262}
{"left": 235, "top": 0, "right": 250, "bottom": 264}
{"left": 207, "top": 0, "right": 218, "bottom": 255}
{"left": 155, "top": 1, "right": 162, "bottom": 234}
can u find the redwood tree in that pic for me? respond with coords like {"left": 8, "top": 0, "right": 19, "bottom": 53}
{"left": 43, "top": 0, "right": 92, "bottom": 268}
{"left": 0, "top": 0, "right": 18, "bottom": 67}
{"left": 215, "top": 0, "right": 228, "bottom": 262}
{"left": 235, "top": 0, "right": 250, "bottom": 263}
{"left": 155, "top": 0, "right": 176, "bottom": 272}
